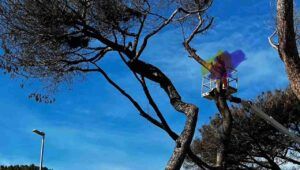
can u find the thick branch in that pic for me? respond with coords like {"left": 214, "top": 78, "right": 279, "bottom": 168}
{"left": 120, "top": 54, "right": 213, "bottom": 169}
{"left": 183, "top": 14, "right": 214, "bottom": 71}
{"left": 183, "top": 17, "right": 214, "bottom": 71}
{"left": 184, "top": 42, "right": 212, "bottom": 71}
{"left": 128, "top": 59, "right": 199, "bottom": 170}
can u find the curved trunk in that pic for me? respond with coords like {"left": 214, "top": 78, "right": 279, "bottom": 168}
{"left": 129, "top": 60, "right": 198, "bottom": 170}
{"left": 277, "top": 0, "right": 300, "bottom": 100}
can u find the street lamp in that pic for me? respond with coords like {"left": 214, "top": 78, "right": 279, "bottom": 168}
{"left": 33, "top": 129, "right": 45, "bottom": 170}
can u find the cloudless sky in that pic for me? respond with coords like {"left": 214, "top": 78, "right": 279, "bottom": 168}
{"left": 0, "top": 1, "right": 292, "bottom": 170}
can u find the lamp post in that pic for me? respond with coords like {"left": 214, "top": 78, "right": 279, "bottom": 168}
{"left": 33, "top": 129, "right": 45, "bottom": 170}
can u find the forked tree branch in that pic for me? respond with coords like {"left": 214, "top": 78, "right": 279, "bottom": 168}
{"left": 125, "top": 59, "right": 198, "bottom": 170}
{"left": 135, "top": 2, "right": 213, "bottom": 60}
{"left": 119, "top": 53, "right": 213, "bottom": 169}
{"left": 183, "top": 16, "right": 214, "bottom": 71}
{"left": 135, "top": 8, "right": 182, "bottom": 60}
{"left": 140, "top": 77, "right": 214, "bottom": 170}
{"left": 186, "top": 17, "right": 214, "bottom": 44}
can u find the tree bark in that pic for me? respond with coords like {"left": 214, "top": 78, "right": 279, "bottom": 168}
{"left": 213, "top": 87, "right": 232, "bottom": 169}
{"left": 140, "top": 76, "right": 214, "bottom": 169}
{"left": 128, "top": 60, "right": 198, "bottom": 170}
{"left": 277, "top": 0, "right": 300, "bottom": 100}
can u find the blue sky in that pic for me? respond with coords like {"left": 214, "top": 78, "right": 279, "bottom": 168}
{"left": 0, "top": 1, "right": 292, "bottom": 170}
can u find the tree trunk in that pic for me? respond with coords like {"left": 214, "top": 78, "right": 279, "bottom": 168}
{"left": 277, "top": 0, "right": 300, "bottom": 100}
{"left": 129, "top": 60, "right": 198, "bottom": 170}
{"left": 213, "top": 86, "right": 232, "bottom": 169}
{"left": 184, "top": 42, "right": 233, "bottom": 169}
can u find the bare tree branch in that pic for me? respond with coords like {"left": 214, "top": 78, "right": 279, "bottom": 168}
{"left": 135, "top": 8, "right": 182, "bottom": 60}
{"left": 132, "top": 14, "right": 147, "bottom": 53}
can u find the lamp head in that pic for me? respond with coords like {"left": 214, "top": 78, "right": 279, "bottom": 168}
{"left": 33, "top": 129, "right": 45, "bottom": 136}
